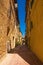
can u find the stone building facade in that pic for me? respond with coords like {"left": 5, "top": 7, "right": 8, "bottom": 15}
{"left": 0, "top": 0, "right": 10, "bottom": 59}
{"left": 26, "top": 0, "right": 43, "bottom": 62}
{"left": 0, "top": 0, "right": 20, "bottom": 59}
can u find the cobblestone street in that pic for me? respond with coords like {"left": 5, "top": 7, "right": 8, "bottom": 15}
{"left": 0, "top": 45, "right": 43, "bottom": 65}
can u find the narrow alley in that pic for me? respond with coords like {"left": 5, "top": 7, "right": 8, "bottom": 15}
{"left": 0, "top": 0, "right": 43, "bottom": 65}
{"left": 0, "top": 45, "right": 43, "bottom": 65}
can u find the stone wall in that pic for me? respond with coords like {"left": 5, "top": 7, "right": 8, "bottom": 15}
{"left": 0, "top": 0, "right": 9, "bottom": 58}
{"left": 26, "top": 0, "right": 43, "bottom": 62}
{"left": 0, "top": 0, "right": 17, "bottom": 59}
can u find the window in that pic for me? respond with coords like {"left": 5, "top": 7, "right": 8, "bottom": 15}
{"left": 15, "top": 0, "right": 17, "bottom": 3}
{"left": 14, "top": 0, "right": 18, "bottom": 8}
{"left": 30, "top": 0, "right": 34, "bottom": 9}
{"left": 30, "top": 21, "right": 33, "bottom": 32}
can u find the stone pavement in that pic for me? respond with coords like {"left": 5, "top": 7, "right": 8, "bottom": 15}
{"left": 0, "top": 45, "right": 43, "bottom": 65}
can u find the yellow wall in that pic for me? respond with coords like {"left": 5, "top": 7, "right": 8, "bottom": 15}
{"left": 30, "top": 0, "right": 43, "bottom": 62}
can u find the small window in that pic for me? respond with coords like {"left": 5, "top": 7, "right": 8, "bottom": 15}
{"left": 30, "top": 0, "right": 34, "bottom": 9}
{"left": 14, "top": 0, "right": 18, "bottom": 8}
{"left": 30, "top": 21, "right": 33, "bottom": 32}
{"left": 15, "top": 0, "right": 17, "bottom": 3}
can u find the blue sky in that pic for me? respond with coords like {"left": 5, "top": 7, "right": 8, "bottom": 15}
{"left": 17, "top": 0, "right": 26, "bottom": 36}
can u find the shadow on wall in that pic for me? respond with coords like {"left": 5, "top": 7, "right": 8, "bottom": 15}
{"left": 8, "top": 45, "right": 43, "bottom": 65}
